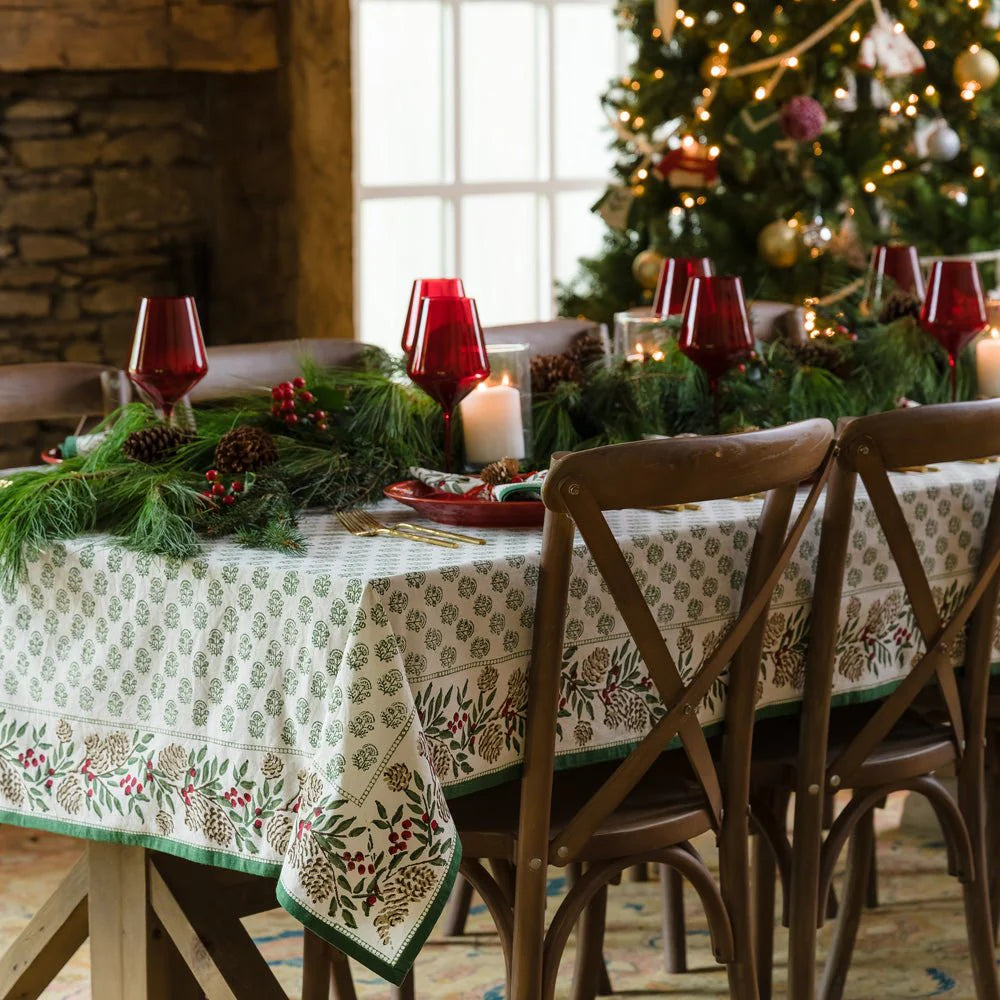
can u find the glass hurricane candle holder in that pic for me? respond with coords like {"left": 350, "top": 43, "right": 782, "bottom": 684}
{"left": 613, "top": 308, "right": 673, "bottom": 361}
{"left": 460, "top": 343, "right": 532, "bottom": 469}
{"left": 976, "top": 328, "right": 1000, "bottom": 397}
{"left": 127, "top": 296, "right": 208, "bottom": 421}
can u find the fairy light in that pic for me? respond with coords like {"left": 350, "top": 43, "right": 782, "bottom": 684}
{"left": 864, "top": 180, "right": 877, "bottom": 192}
{"left": 889, "top": 101, "right": 901, "bottom": 113}
{"left": 718, "top": 42, "right": 730, "bottom": 53}
{"left": 974, "top": 164, "right": 986, "bottom": 177}
{"left": 813, "top": 141, "right": 822, "bottom": 155}
{"left": 682, "top": 194, "right": 695, "bottom": 208}
{"left": 732, "top": 1, "right": 745, "bottom": 10}
{"left": 754, "top": 85, "right": 768, "bottom": 99}
{"left": 882, "top": 162, "right": 894, "bottom": 174}
{"left": 634, "top": 184, "right": 646, "bottom": 196}
{"left": 804, "top": 309, "right": 817, "bottom": 336}
{"left": 634, "top": 116, "right": 645, "bottom": 128}
{"left": 962, "top": 87, "right": 976, "bottom": 100}
{"left": 750, "top": 29, "right": 763, "bottom": 42}
{"left": 971, "top": 43, "right": 982, "bottom": 53}
{"left": 893, "top": 21, "right": 904, "bottom": 33}
{"left": 619, "top": 110, "right": 631, "bottom": 122}
{"left": 908, "top": 93, "right": 918, "bottom": 103}
{"left": 654, "top": 68, "right": 664, "bottom": 79}
{"left": 652, "top": 27, "right": 662, "bottom": 38}
{"left": 670, "top": 206, "right": 684, "bottom": 217}
{"left": 681, "top": 134, "right": 696, "bottom": 149}
{"left": 697, "top": 108, "right": 711, "bottom": 121}
{"left": 630, "top": 80, "right": 641, "bottom": 91}
{"left": 675, "top": 7, "right": 685, "bottom": 17}
{"left": 971, "top": 0, "right": 982, "bottom": 8}
{"left": 850, "top": 28, "right": 861, "bottom": 43}
{"left": 768, "top": 33, "right": 778, "bottom": 44}
{"left": 708, "top": 145, "right": 720, "bottom": 158}
{"left": 683, "top": 15, "right": 695, "bottom": 26}
{"left": 637, "top": 167, "right": 648, "bottom": 179}
{"left": 696, "top": 195, "right": 707, "bottom": 205}
{"left": 924, "top": 39, "right": 936, "bottom": 50}
{"left": 905, "top": 105, "right": 917, "bottom": 117}
{"left": 785, "top": 55, "right": 799, "bottom": 68}
{"left": 925, "top": 84, "right": 936, "bottom": 96}
{"left": 834, "top": 87, "right": 848, "bottom": 99}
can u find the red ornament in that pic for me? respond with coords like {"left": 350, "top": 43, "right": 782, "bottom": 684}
{"left": 779, "top": 96, "right": 827, "bottom": 142}
{"left": 654, "top": 142, "right": 719, "bottom": 189}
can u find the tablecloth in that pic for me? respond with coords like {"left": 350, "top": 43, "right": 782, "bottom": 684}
{"left": 0, "top": 463, "right": 995, "bottom": 983}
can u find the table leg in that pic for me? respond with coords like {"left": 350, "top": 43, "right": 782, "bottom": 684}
{"left": 87, "top": 843, "right": 167, "bottom": 1000}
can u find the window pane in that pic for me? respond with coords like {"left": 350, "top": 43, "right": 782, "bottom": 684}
{"left": 554, "top": 5, "right": 616, "bottom": 180}
{"left": 554, "top": 190, "right": 606, "bottom": 289}
{"left": 360, "top": 197, "right": 452, "bottom": 349}
{"left": 460, "top": 3, "right": 544, "bottom": 182}
{"left": 461, "top": 194, "right": 543, "bottom": 325}
{"left": 360, "top": 2, "right": 451, "bottom": 186}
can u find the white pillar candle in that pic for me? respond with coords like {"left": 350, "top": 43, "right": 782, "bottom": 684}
{"left": 977, "top": 329, "right": 1000, "bottom": 397}
{"left": 460, "top": 375, "right": 525, "bottom": 464}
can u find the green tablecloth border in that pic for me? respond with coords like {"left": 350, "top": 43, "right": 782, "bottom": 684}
{"left": 277, "top": 845, "right": 463, "bottom": 987}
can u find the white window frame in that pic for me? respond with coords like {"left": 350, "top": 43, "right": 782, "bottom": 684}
{"left": 351, "top": 0, "right": 627, "bottom": 343}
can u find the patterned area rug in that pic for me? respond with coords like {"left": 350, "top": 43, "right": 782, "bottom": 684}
{"left": 0, "top": 795, "right": 989, "bottom": 998}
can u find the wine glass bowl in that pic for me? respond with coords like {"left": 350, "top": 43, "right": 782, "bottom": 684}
{"left": 678, "top": 275, "right": 754, "bottom": 396}
{"left": 402, "top": 278, "right": 466, "bottom": 354}
{"left": 127, "top": 296, "right": 208, "bottom": 420}
{"left": 653, "top": 257, "right": 714, "bottom": 318}
{"left": 863, "top": 244, "right": 925, "bottom": 315}
{"left": 407, "top": 296, "right": 490, "bottom": 470}
{"left": 920, "top": 259, "right": 987, "bottom": 399}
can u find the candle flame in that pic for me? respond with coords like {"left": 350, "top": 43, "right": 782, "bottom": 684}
{"left": 501, "top": 372, "right": 510, "bottom": 386}
{"left": 634, "top": 342, "right": 643, "bottom": 354}
{"left": 652, "top": 350, "right": 664, "bottom": 361}
{"left": 992, "top": 328, "right": 1000, "bottom": 340}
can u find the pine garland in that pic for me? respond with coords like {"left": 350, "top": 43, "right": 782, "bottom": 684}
{"left": 0, "top": 318, "right": 980, "bottom": 591}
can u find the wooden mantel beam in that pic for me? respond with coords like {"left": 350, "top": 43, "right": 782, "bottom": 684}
{"left": 0, "top": 1, "right": 279, "bottom": 72}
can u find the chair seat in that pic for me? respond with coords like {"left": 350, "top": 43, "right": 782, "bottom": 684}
{"left": 450, "top": 751, "right": 714, "bottom": 863}
{"left": 750, "top": 702, "right": 955, "bottom": 790}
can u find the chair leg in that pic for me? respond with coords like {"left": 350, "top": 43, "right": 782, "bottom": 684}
{"left": 442, "top": 875, "right": 475, "bottom": 936}
{"left": 570, "top": 884, "right": 612, "bottom": 1000}
{"left": 660, "top": 865, "right": 686, "bottom": 974}
{"left": 625, "top": 864, "right": 649, "bottom": 882}
{"left": 752, "top": 833, "right": 776, "bottom": 1000}
{"left": 864, "top": 829, "right": 878, "bottom": 910}
{"left": 819, "top": 805, "right": 874, "bottom": 1000}
{"left": 987, "top": 740, "right": 1000, "bottom": 941}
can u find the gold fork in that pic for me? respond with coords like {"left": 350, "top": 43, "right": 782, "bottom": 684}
{"left": 336, "top": 510, "right": 458, "bottom": 548}
{"left": 350, "top": 510, "right": 479, "bottom": 546}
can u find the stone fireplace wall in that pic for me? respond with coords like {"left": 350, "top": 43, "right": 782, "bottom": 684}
{"left": 0, "top": 68, "right": 296, "bottom": 466}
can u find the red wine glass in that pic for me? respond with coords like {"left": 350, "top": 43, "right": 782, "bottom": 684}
{"left": 401, "top": 278, "right": 466, "bottom": 355}
{"left": 407, "top": 296, "right": 490, "bottom": 470}
{"left": 127, "top": 296, "right": 208, "bottom": 421}
{"left": 679, "top": 275, "right": 754, "bottom": 418}
{"left": 863, "top": 244, "right": 925, "bottom": 315}
{"left": 920, "top": 260, "right": 987, "bottom": 400}
{"left": 652, "top": 257, "right": 714, "bottom": 317}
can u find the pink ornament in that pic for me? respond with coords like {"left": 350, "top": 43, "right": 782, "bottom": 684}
{"left": 779, "top": 96, "right": 827, "bottom": 142}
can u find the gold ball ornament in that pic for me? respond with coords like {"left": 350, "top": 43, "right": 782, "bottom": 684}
{"left": 632, "top": 249, "right": 666, "bottom": 290}
{"left": 757, "top": 219, "right": 800, "bottom": 269}
{"left": 954, "top": 47, "right": 1000, "bottom": 92}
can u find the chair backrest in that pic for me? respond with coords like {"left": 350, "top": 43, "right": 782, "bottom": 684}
{"left": 800, "top": 399, "right": 1000, "bottom": 794}
{"left": 484, "top": 319, "right": 609, "bottom": 358}
{"left": 518, "top": 419, "right": 835, "bottom": 869}
{"left": 0, "top": 362, "right": 126, "bottom": 425}
{"left": 188, "top": 339, "right": 373, "bottom": 403}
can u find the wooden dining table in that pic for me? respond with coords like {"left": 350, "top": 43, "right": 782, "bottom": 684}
{"left": 0, "top": 461, "right": 996, "bottom": 996}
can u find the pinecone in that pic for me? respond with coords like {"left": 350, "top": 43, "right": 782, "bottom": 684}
{"left": 791, "top": 338, "right": 854, "bottom": 379}
{"left": 214, "top": 426, "right": 279, "bottom": 473}
{"left": 878, "top": 289, "right": 921, "bottom": 324}
{"left": 121, "top": 425, "right": 193, "bottom": 464}
{"left": 480, "top": 457, "right": 520, "bottom": 487}
{"left": 566, "top": 330, "right": 605, "bottom": 370}
{"left": 531, "top": 352, "right": 582, "bottom": 393}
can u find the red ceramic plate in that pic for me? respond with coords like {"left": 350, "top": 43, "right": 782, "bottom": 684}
{"left": 40, "top": 448, "right": 62, "bottom": 465}
{"left": 384, "top": 480, "right": 545, "bottom": 528}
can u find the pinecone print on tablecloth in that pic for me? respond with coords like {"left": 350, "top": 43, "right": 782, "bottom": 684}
{"left": 214, "top": 425, "right": 279, "bottom": 473}
{"left": 383, "top": 762, "right": 412, "bottom": 792}
{"left": 530, "top": 352, "right": 583, "bottom": 393}
{"left": 0, "top": 757, "right": 24, "bottom": 806}
{"left": 122, "top": 425, "right": 193, "bottom": 464}
{"left": 878, "top": 289, "right": 921, "bottom": 324}
{"left": 480, "top": 457, "right": 520, "bottom": 487}
{"left": 581, "top": 646, "right": 609, "bottom": 685}
{"left": 300, "top": 857, "right": 336, "bottom": 903}
{"left": 567, "top": 330, "right": 605, "bottom": 370}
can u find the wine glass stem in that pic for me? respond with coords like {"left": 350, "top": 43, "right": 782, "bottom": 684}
{"left": 949, "top": 353, "right": 958, "bottom": 402}
{"left": 443, "top": 409, "right": 454, "bottom": 473}
{"left": 709, "top": 378, "right": 720, "bottom": 427}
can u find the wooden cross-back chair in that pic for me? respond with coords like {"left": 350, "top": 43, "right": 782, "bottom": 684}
{"left": 760, "top": 400, "right": 1000, "bottom": 1000}
{"left": 0, "top": 362, "right": 127, "bottom": 427}
{"left": 442, "top": 419, "right": 835, "bottom": 1000}
{"left": 187, "top": 338, "right": 376, "bottom": 404}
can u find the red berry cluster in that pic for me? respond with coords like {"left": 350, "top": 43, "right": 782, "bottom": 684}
{"left": 80, "top": 756, "right": 96, "bottom": 797}
{"left": 119, "top": 771, "right": 146, "bottom": 796}
{"left": 225, "top": 784, "right": 251, "bottom": 809}
{"left": 17, "top": 746, "right": 45, "bottom": 771}
{"left": 342, "top": 849, "right": 376, "bottom": 875}
{"left": 181, "top": 766, "right": 197, "bottom": 806}
{"left": 388, "top": 817, "right": 415, "bottom": 856}
{"left": 201, "top": 469, "right": 243, "bottom": 508}
{"left": 271, "top": 376, "right": 329, "bottom": 431}
{"left": 447, "top": 711, "right": 468, "bottom": 735}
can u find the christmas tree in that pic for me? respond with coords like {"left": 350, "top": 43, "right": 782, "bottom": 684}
{"left": 559, "top": 0, "right": 1000, "bottom": 325}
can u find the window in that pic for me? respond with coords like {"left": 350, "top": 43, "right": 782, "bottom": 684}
{"left": 354, "top": 0, "right": 623, "bottom": 349}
